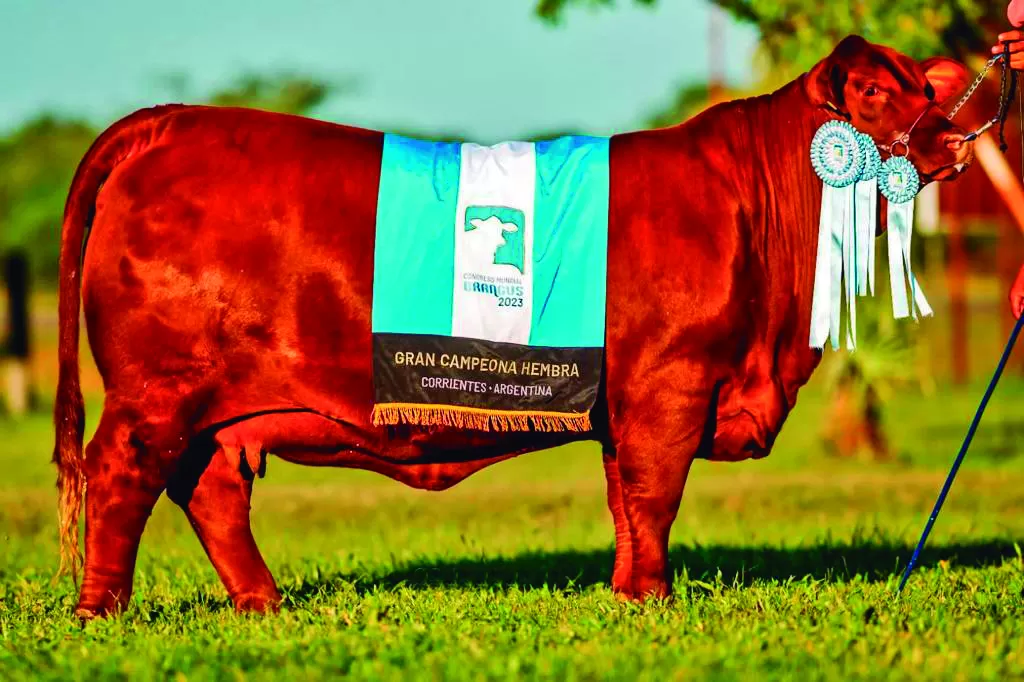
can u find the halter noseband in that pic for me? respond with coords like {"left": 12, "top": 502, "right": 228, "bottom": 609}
{"left": 877, "top": 104, "right": 933, "bottom": 158}
{"left": 879, "top": 45, "right": 1018, "bottom": 157}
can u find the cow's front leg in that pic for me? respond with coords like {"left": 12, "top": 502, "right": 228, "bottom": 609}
{"left": 167, "top": 445, "right": 281, "bottom": 614}
{"left": 602, "top": 452, "right": 633, "bottom": 593}
{"left": 610, "top": 417, "right": 699, "bottom": 600}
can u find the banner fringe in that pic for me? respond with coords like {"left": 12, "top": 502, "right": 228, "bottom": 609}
{"left": 371, "top": 404, "right": 591, "bottom": 433}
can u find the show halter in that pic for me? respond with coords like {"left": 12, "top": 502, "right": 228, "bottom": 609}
{"left": 809, "top": 48, "right": 1018, "bottom": 351}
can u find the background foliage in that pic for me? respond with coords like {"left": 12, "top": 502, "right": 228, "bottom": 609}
{"left": 3, "top": 1, "right": 1016, "bottom": 283}
{"left": 0, "top": 73, "right": 339, "bottom": 282}
{"left": 537, "top": 0, "right": 999, "bottom": 76}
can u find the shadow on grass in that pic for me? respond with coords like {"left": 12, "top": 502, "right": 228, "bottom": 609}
{"left": 284, "top": 539, "right": 1022, "bottom": 603}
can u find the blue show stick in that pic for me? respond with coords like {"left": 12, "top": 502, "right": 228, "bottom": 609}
{"left": 897, "top": 312, "right": 1024, "bottom": 594}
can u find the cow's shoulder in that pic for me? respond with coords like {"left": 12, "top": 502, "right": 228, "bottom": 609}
{"left": 609, "top": 125, "right": 746, "bottom": 266}
{"left": 606, "top": 126, "right": 751, "bottom": 354}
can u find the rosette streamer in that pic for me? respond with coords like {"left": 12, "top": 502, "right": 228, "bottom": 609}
{"left": 809, "top": 120, "right": 930, "bottom": 352}
{"left": 855, "top": 133, "right": 882, "bottom": 297}
{"left": 809, "top": 121, "right": 869, "bottom": 350}
{"left": 879, "top": 155, "right": 933, "bottom": 320}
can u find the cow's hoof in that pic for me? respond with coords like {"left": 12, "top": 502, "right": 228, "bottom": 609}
{"left": 74, "top": 582, "right": 133, "bottom": 621}
{"left": 74, "top": 607, "right": 99, "bottom": 622}
{"left": 232, "top": 591, "right": 282, "bottom": 615}
{"left": 614, "top": 576, "right": 672, "bottom": 603}
{"left": 74, "top": 602, "right": 121, "bottom": 621}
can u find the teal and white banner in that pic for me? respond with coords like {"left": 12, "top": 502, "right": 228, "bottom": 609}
{"left": 371, "top": 133, "right": 609, "bottom": 431}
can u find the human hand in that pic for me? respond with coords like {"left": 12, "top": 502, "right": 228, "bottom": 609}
{"left": 992, "top": 31, "right": 1024, "bottom": 70}
{"left": 994, "top": 2, "right": 1024, "bottom": 68}
{"left": 1011, "top": 264, "right": 1024, "bottom": 319}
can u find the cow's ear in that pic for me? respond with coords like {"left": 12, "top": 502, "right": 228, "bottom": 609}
{"left": 807, "top": 58, "right": 850, "bottom": 117}
{"left": 920, "top": 56, "right": 969, "bottom": 107}
{"left": 806, "top": 36, "right": 869, "bottom": 117}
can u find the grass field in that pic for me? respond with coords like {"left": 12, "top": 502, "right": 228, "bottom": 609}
{"left": 2, "top": 293, "right": 1024, "bottom": 680}
{"left": 2, "top": 377, "right": 1024, "bottom": 680}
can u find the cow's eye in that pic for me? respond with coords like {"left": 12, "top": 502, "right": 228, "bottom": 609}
{"left": 864, "top": 86, "right": 879, "bottom": 97}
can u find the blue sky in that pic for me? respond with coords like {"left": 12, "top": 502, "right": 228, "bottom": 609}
{"left": 0, "top": 0, "right": 759, "bottom": 142}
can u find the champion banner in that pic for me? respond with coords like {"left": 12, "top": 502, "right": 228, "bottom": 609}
{"left": 371, "top": 134, "right": 610, "bottom": 432}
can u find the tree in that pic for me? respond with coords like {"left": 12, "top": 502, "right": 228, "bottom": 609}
{"left": 160, "top": 71, "right": 358, "bottom": 117}
{"left": 0, "top": 116, "right": 98, "bottom": 281}
{"left": 536, "top": 0, "right": 656, "bottom": 23}
{"left": 645, "top": 83, "right": 718, "bottom": 129}
{"left": 536, "top": 1, "right": 1000, "bottom": 77}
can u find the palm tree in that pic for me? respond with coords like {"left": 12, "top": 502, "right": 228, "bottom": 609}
{"left": 818, "top": 281, "right": 935, "bottom": 460}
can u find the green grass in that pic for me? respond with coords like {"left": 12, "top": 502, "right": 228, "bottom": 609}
{"left": 3, "top": 371, "right": 1024, "bottom": 680}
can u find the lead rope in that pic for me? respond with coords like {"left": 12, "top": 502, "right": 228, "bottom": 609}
{"left": 998, "top": 41, "right": 1018, "bottom": 152}
{"left": 897, "top": 315, "right": 1024, "bottom": 594}
{"left": 956, "top": 48, "right": 1016, "bottom": 143}
{"left": 896, "top": 41, "right": 1024, "bottom": 596}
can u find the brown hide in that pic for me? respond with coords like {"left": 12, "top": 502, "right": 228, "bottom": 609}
{"left": 52, "top": 35, "right": 971, "bottom": 617}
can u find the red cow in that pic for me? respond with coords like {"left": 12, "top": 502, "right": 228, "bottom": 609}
{"left": 53, "top": 35, "right": 972, "bottom": 618}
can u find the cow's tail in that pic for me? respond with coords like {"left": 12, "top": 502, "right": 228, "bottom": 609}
{"left": 52, "top": 105, "right": 179, "bottom": 584}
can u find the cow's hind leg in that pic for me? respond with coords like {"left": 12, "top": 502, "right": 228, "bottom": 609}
{"left": 167, "top": 442, "right": 281, "bottom": 613}
{"left": 77, "top": 403, "right": 178, "bottom": 619}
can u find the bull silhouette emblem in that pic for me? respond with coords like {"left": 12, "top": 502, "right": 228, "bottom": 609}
{"left": 463, "top": 206, "right": 525, "bottom": 274}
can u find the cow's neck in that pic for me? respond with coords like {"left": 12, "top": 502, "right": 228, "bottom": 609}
{"left": 733, "top": 77, "right": 834, "bottom": 398}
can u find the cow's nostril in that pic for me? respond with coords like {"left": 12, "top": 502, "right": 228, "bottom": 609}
{"left": 944, "top": 134, "right": 966, "bottom": 151}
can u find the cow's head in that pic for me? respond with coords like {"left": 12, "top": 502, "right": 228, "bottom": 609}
{"left": 806, "top": 35, "right": 973, "bottom": 183}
